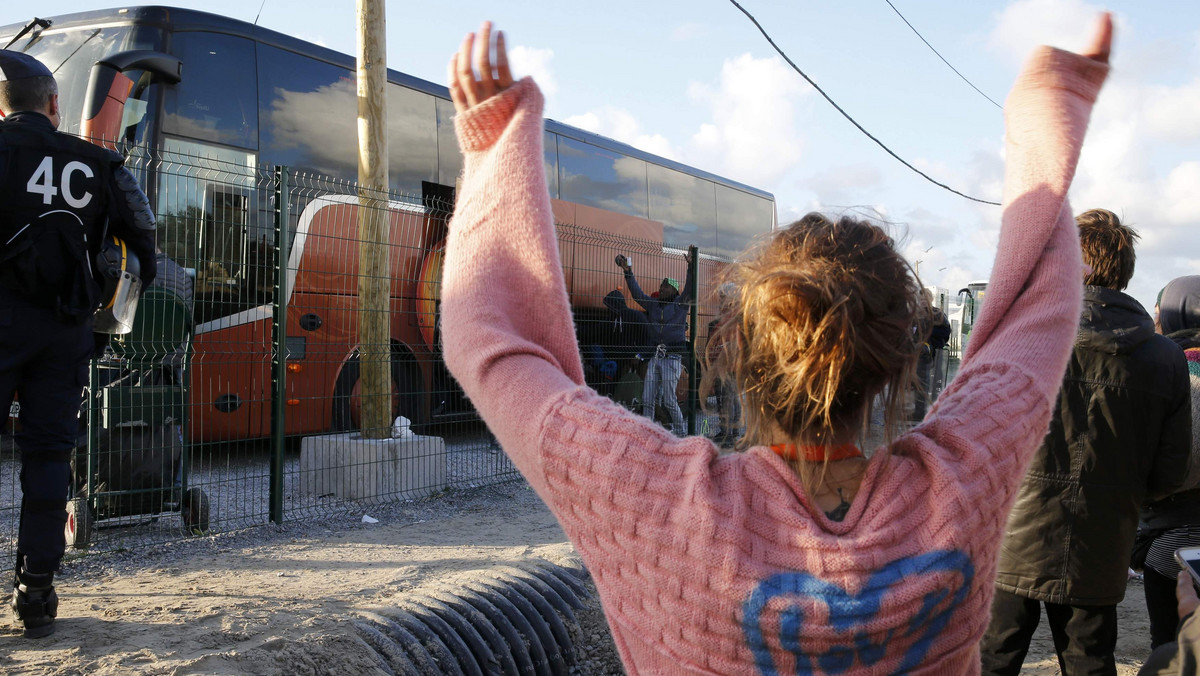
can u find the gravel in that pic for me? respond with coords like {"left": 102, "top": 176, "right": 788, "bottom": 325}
{"left": 1, "top": 428, "right": 627, "bottom": 675}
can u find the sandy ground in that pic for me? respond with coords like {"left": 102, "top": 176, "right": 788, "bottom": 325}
{"left": 0, "top": 479, "right": 1163, "bottom": 675}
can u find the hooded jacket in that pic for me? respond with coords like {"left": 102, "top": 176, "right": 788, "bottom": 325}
{"left": 995, "top": 286, "right": 1192, "bottom": 604}
{"left": 602, "top": 289, "right": 651, "bottom": 359}
{"left": 1141, "top": 326, "right": 1200, "bottom": 529}
{"left": 623, "top": 270, "right": 692, "bottom": 352}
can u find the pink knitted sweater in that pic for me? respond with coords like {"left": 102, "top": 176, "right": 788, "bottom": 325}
{"left": 443, "top": 47, "right": 1107, "bottom": 675}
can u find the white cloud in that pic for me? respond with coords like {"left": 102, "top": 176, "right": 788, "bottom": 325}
{"left": 562, "top": 108, "right": 677, "bottom": 160}
{"left": 985, "top": 0, "right": 1200, "bottom": 312}
{"left": 1144, "top": 80, "right": 1200, "bottom": 143}
{"left": 777, "top": 203, "right": 809, "bottom": 224}
{"left": 684, "top": 53, "right": 808, "bottom": 186}
{"left": 989, "top": 0, "right": 1100, "bottom": 64}
{"left": 1163, "top": 162, "right": 1200, "bottom": 224}
{"left": 938, "top": 267, "right": 978, "bottom": 297}
{"left": 508, "top": 45, "right": 558, "bottom": 98}
{"left": 900, "top": 206, "right": 963, "bottom": 244}
{"left": 803, "top": 165, "right": 883, "bottom": 206}
{"left": 559, "top": 53, "right": 810, "bottom": 178}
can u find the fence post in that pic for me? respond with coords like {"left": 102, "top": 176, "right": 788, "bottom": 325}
{"left": 269, "top": 166, "right": 290, "bottom": 524}
{"left": 686, "top": 245, "right": 699, "bottom": 436}
{"left": 86, "top": 360, "right": 99, "bottom": 514}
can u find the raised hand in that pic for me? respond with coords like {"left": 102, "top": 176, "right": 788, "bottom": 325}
{"left": 447, "top": 21, "right": 515, "bottom": 115}
{"left": 1080, "top": 12, "right": 1113, "bottom": 65}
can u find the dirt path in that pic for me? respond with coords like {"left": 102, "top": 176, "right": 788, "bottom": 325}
{"left": 0, "top": 481, "right": 1161, "bottom": 674}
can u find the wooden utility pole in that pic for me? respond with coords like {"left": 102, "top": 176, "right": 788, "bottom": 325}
{"left": 356, "top": 0, "right": 391, "bottom": 438}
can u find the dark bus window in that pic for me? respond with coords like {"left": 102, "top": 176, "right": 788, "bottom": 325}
{"left": 11, "top": 26, "right": 135, "bottom": 137}
{"left": 258, "top": 44, "right": 355, "bottom": 180}
{"left": 649, "top": 164, "right": 716, "bottom": 252}
{"left": 435, "top": 97, "right": 462, "bottom": 189}
{"left": 163, "top": 32, "right": 258, "bottom": 149}
{"left": 716, "top": 185, "right": 776, "bottom": 259}
{"left": 156, "top": 138, "right": 264, "bottom": 323}
{"left": 544, "top": 131, "right": 559, "bottom": 199}
{"left": 557, "top": 137, "right": 648, "bottom": 219}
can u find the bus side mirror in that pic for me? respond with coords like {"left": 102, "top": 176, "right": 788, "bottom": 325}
{"left": 81, "top": 50, "right": 182, "bottom": 149}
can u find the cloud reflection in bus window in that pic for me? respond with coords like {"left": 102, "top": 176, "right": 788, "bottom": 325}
{"left": 716, "top": 184, "right": 776, "bottom": 260}
{"left": 163, "top": 32, "right": 258, "bottom": 149}
{"left": 258, "top": 44, "right": 439, "bottom": 194}
{"left": 557, "top": 136, "right": 649, "bottom": 220}
{"left": 649, "top": 163, "right": 717, "bottom": 254}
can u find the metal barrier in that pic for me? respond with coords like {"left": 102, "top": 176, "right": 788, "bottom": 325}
{"left": 0, "top": 150, "right": 733, "bottom": 557}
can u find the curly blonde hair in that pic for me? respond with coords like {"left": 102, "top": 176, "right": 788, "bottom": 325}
{"left": 702, "top": 213, "right": 925, "bottom": 454}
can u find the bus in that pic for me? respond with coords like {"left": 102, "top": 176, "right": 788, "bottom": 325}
{"left": 955, "top": 280, "right": 988, "bottom": 351}
{"left": 0, "top": 7, "right": 777, "bottom": 442}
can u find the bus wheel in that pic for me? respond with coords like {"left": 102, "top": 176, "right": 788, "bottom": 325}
{"left": 332, "top": 355, "right": 427, "bottom": 433}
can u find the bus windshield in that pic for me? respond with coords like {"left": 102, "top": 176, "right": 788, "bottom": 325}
{"left": 4, "top": 24, "right": 158, "bottom": 136}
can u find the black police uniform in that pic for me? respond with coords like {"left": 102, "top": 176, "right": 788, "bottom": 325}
{"left": 0, "top": 111, "right": 156, "bottom": 583}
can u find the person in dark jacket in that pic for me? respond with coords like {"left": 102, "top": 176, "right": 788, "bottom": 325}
{"left": 912, "top": 289, "right": 952, "bottom": 420}
{"left": 981, "top": 209, "right": 1192, "bottom": 675}
{"left": 615, "top": 252, "right": 693, "bottom": 435}
{"left": 601, "top": 288, "right": 650, "bottom": 367}
{"left": 1138, "top": 570, "right": 1200, "bottom": 676}
{"left": 1138, "top": 275, "right": 1200, "bottom": 650}
{"left": 0, "top": 50, "right": 157, "bottom": 638}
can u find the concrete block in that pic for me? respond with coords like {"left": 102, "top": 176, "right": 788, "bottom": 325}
{"left": 300, "top": 432, "right": 446, "bottom": 501}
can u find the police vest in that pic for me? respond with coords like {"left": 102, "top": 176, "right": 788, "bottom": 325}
{"left": 0, "top": 119, "right": 119, "bottom": 320}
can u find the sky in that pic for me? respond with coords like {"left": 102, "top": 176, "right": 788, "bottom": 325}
{"left": 6, "top": 0, "right": 1199, "bottom": 312}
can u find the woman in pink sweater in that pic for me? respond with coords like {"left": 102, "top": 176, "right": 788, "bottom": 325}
{"left": 442, "top": 17, "right": 1112, "bottom": 675}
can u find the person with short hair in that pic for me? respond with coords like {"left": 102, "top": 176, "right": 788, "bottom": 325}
{"left": 981, "top": 209, "right": 1192, "bottom": 675}
{"left": 443, "top": 15, "right": 1112, "bottom": 673}
{"left": 0, "top": 49, "right": 157, "bottom": 638}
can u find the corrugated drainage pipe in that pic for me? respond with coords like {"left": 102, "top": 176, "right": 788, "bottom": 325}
{"left": 351, "top": 560, "right": 591, "bottom": 676}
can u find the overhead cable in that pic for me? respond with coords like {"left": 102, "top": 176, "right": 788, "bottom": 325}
{"left": 726, "top": 0, "right": 1001, "bottom": 207}
{"left": 884, "top": 0, "right": 1003, "bottom": 110}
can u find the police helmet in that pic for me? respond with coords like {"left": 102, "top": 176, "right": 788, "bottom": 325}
{"left": 93, "top": 236, "right": 142, "bottom": 334}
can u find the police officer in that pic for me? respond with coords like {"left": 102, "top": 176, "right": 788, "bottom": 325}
{"left": 0, "top": 50, "right": 156, "bottom": 638}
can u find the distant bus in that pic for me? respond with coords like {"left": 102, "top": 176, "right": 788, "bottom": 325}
{"left": 953, "top": 280, "right": 988, "bottom": 356}
{"left": 0, "top": 7, "right": 776, "bottom": 442}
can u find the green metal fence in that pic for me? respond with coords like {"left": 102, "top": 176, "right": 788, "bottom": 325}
{"left": 1, "top": 149, "right": 732, "bottom": 558}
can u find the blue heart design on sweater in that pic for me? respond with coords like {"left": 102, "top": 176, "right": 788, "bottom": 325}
{"left": 742, "top": 549, "right": 974, "bottom": 675}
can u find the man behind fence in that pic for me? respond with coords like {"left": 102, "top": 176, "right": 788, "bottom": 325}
{"left": 0, "top": 50, "right": 156, "bottom": 638}
{"left": 615, "top": 252, "right": 693, "bottom": 435}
